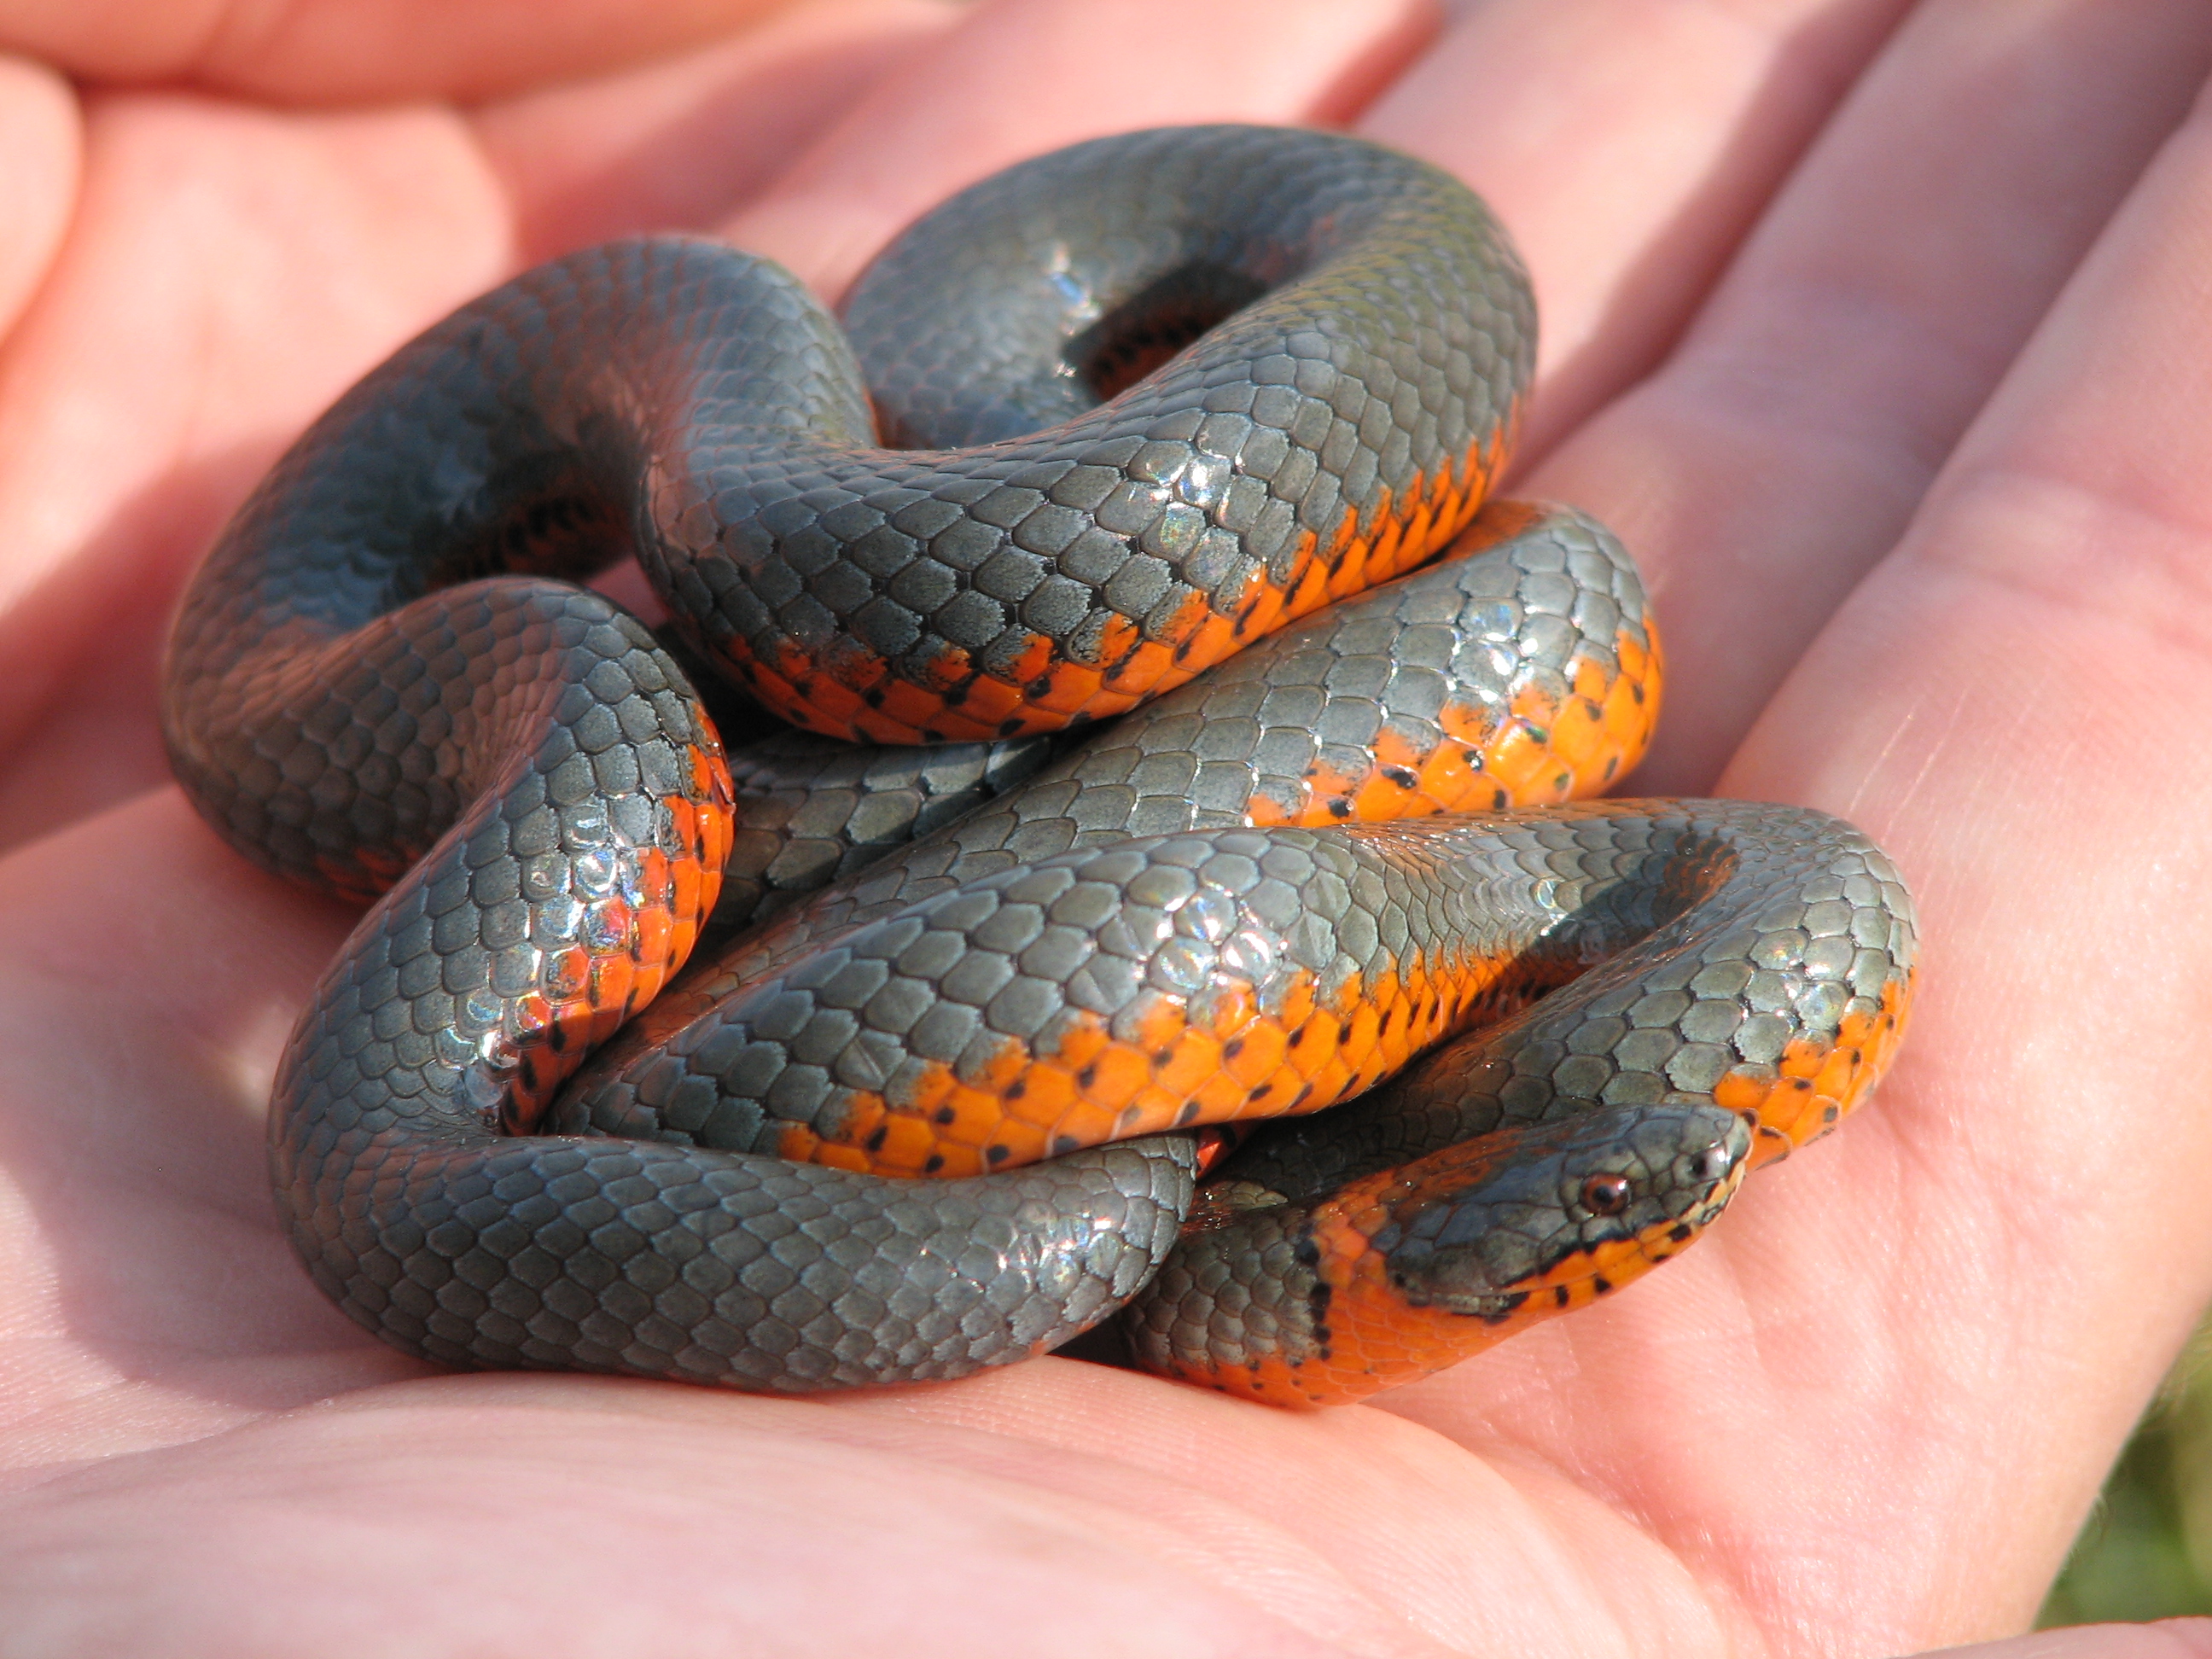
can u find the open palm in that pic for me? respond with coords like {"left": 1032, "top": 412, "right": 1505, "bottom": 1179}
{"left": 3, "top": 3, "right": 2211, "bottom": 1654}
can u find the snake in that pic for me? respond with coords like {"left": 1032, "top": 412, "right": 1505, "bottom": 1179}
{"left": 160, "top": 125, "right": 1918, "bottom": 1409}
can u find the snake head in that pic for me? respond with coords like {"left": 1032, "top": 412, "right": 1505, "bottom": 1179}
{"left": 1367, "top": 1102, "right": 1754, "bottom": 1320}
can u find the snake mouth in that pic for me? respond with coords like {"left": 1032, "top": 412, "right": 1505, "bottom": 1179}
{"left": 1391, "top": 1207, "right": 1735, "bottom": 1324}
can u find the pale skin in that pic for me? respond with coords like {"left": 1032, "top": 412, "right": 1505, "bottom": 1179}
{"left": 1, "top": 1, "right": 2210, "bottom": 1653}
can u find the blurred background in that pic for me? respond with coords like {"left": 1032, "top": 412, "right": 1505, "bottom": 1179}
{"left": 2042, "top": 1315, "right": 2212, "bottom": 1625}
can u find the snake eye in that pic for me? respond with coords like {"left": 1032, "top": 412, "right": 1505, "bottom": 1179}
{"left": 1580, "top": 1173, "right": 1633, "bottom": 1217}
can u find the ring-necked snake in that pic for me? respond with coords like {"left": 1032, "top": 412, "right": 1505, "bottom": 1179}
{"left": 160, "top": 125, "right": 1918, "bottom": 1408}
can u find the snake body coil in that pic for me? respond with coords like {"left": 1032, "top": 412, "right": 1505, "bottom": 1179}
{"left": 162, "top": 127, "right": 1915, "bottom": 1406}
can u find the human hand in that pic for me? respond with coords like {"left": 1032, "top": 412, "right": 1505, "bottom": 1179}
{"left": 3, "top": 2, "right": 2212, "bottom": 1654}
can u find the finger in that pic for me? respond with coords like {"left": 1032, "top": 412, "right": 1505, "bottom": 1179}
{"left": 722, "top": 0, "right": 1438, "bottom": 294}
{"left": 1359, "top": 0, "right": 1914, "bottom": 453}
{"left": 1732, "top": 52, "right": 2212, "bottom": 1545}
{"left": 0, "top": 55, "right": 79, "bottom": 341}
{"left": 473, "top": 0, "right": 949, "bottom": 262}
{"left": 1526, "top": 0, "right": 2212, "bottom": 790}
{"left": 0, "top": 0, "right": 796, "bottom": 103}
{"left": 1412, "top": 61, "right": 2212, "bottom": 1652}
{"left": 1915, "top": 1625, "right": 2212, "bottom": 1659}
{"left": 0, "top": 94, "right": 511, "bottom": 852}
